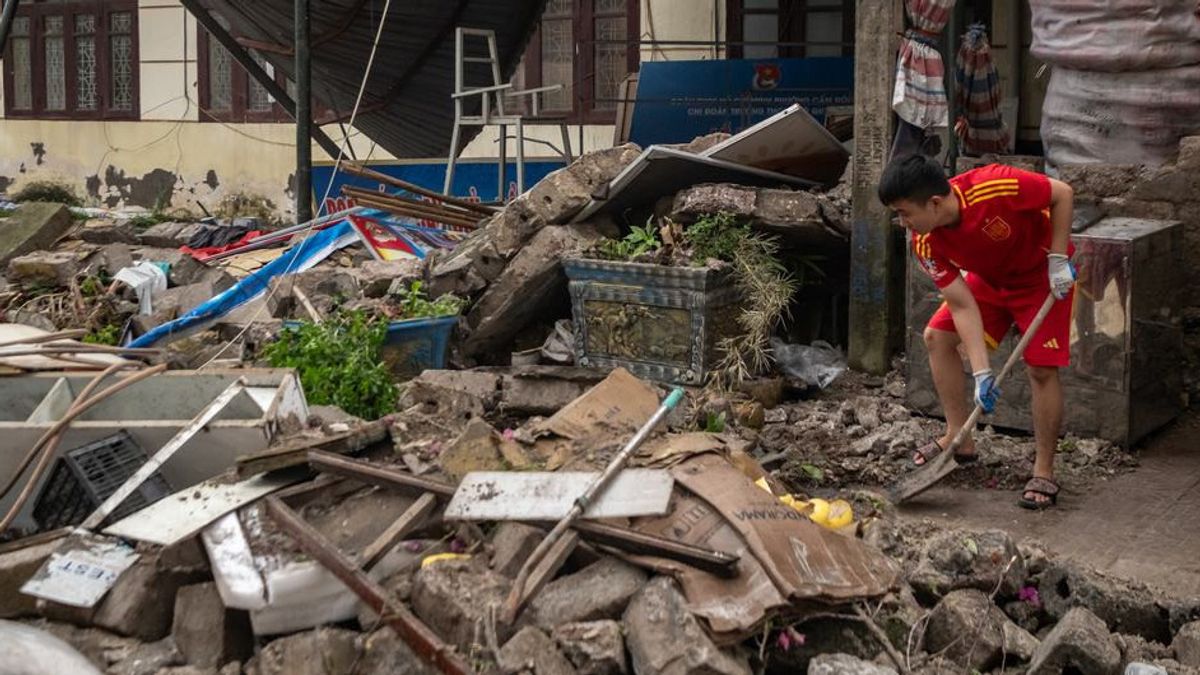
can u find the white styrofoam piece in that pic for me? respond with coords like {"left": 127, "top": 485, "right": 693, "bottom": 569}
{"left": 201, "top": 512, "right": 267, "bottom": 611}
{"left": 245, "top": 387, "right": 278, "bottom": 413}
{"left": 20, "top": 533, "right": 139, "bottom": 608}
{"left": 444, "top": 469, "right": 674, "bottom": 521}
{"left": 103, "top": 473, "right": 298, "bottom": 546}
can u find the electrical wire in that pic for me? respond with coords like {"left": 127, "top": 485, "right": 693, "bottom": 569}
{"left": 197, "top": 0, "right": 393, "bottom": 369}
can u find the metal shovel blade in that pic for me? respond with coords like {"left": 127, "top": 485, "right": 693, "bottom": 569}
{"left": 887, "top": 451, "right": 960, "bottom": 505}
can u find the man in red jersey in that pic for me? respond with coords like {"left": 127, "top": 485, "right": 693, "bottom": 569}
{"left": 878, "top": 154, "right": 1076, "bottom": 509}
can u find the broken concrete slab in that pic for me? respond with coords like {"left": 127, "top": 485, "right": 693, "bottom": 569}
{"left": 400, "top": 369, "right": 500, "bottom": 415}
{"left": 267, "top": 267, "right": 359, "bottom": 318}
{"left": 483, "top": 197, "right": 548, "bottom": 259}
{"left": 153, "top": 281, "right": 220, "bottom": 317}
{"left": 0, "top": 535, "right": 63, "bottom": 618}
{"left": 355, "top": 628, "right": 437, "bottom": 675}
{"left": 354, "top": 258, "right": 421, "bottom": 298}
{"left": 498, "top": 368, "right": 605, "bottom": 416}
{"left": 438, "top": 417, "right": 507, "bottom": 481}
{"left": 243, "top": 627, "right": 360, "bottom": 675}
{"left": 499, "top": 626, "right": 578, "bottom": 675}
{"left": 90, "top": 555, "right": 198, "bottom": 641}
{"left": 107, "top": 637, "right": 183, "bottom": 675}
{"left": 552, "top": 621, "right": 627, "bottom": 675}
{"left": 806, "top": 654, "right": 897, "bottom": 675}
{"left": 623, "top": 577, "right": 751, "bottom": 675}
{"left": 1174, "top": 621, "right": 1200, "bottom": 667}
{"left": 171, "top": 582, "right": 251, "bottom": 668}
{"left": 1027, "top": 607, "right": 1122, "bottom": 675}
{"left": 137, "top": 221, "right": 205, "bottom": 248}
{"left": 0, "top": 202, "right": 74, "bottom": 265}
{"left": 924, "top": 589, "right": 1008, "bottom": 670}
{"left": 410, "top": 558, "right": 514, "bottom": 652}
{"left": 528, "top": 557, "right": 648, "bottom": 630}
{"left": 909, "top": 528, "right": 1027, "bottom": 602}
{"left": 79, "top": 219, "right": 138, "bottom": 245}
{"left": 670, "top": 184, "right": 757, "bottom": 220}
{"left": 99, "top": 243, "right": 136, "bottom": 276}
{"left": 526, "top": 143, "right": 643, "bottom": 224}
{"left": 1003, "top": 620, "right": 1041, "bottom": 662}
{"left": 463, "top": 222, "right": 612, "bottom": 360}
{"left": 6, "top": 250, "right": 81, "bottom": 286}
{"left": 1038, "top": 560, "right": 1171, "bottom": 643}
{"left": 491, "top": 522, "right": 545, "bottom": 579}
{"left": 133, "top": 248, "right": 208, "bottom": 288}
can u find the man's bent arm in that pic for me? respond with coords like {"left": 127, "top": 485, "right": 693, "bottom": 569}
{"left": 941, "top": 277, "right": 991, "bottom": 373}
{"left": 1047, "top": 178, "right": 1074, "bottom": 256}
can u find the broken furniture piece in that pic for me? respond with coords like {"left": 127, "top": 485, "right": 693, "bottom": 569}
{"left": 443, "top": 27, "right": 572, "bottom": 197}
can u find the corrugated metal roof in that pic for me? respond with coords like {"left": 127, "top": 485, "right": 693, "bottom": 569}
{"left": 194, "top": 0, "right": 548, "bottom": 158}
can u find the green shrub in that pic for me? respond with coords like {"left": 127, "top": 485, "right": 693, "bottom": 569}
{"left": 262, "top": 310, "right": 398, "bottom": 420}
{"left": 11, "top": 180, "right": 82, "bottom": 207}
{"left": 391, "top": 281, "right": 464, "bottom": 319}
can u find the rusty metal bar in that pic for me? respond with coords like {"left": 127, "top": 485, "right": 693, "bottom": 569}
{"left": 307, "top": 451, "right": 740, "bottom": 577}
{"left": 264, "top": 496, "right": 472, "bottom": 675}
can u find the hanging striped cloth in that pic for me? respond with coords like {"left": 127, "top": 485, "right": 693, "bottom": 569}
{"left": 955, "top": 23, "right": 1010, "bottom": 155}
{"left": 893, "top": 0, "right": 956, "bottom": 129}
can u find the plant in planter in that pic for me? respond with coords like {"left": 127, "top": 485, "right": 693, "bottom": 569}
{"left": 263, "top": 309, "right": 398, "bottom": 420}
{"left": 376, "top": 281, "right": 465, "bottom": 380}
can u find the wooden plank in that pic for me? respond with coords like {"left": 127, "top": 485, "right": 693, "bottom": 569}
{"left": 263, "top": 496, "right": 473, "bottom": 675}
{"left": 307, "top": 451, "right": 739, "bottom": 578}
{"left": 235, "top": 415, "right": 394, "bottom": 478}
{"left": 361, "top": 492, "right": 439, "bottom": 570}
{"left": 445, "top": 470, "right": 673, "bottom": 521}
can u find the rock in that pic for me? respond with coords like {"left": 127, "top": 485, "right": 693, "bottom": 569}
{"left": 425, "top": 228, "right": 508, "bottom": 299}
{"left": 1114, "top": 633, "right": 1172, "bottom": 668}
{"left": 463, "top": 222, "right": 612, "bottom": 360}
{"left": 107, "top": 638, "right": 182, "bottom": 675}
{"left": 155, "top": 667, "right": 219, "bottom": 675}
{"left": 1059, "top": 164, "right": 1144, "bottom": 200}
{"left": 491, "top": 522, "right": 544, "bottom": 578}
{"left": 552, "top": 621, "right": 627, "bottom": 675}
{"left": 525, "top": 144, "right": 642, "bottom": 224}
{"left": 528, "top": 557, "right": 648, "bottom": 630}
{"left": 438, "top": 417, "right": 506, "bottom": 481}
{"left": 668, "top": 132, "right": 731, "bottom": 154}
{"left": 91, "top": 555, "right": 195, "bottom": 641}
{"left": 1038, "top": 561, "right": 1170, "bottom": 643}
{"left": 133, "top": 248, "right": 211, "bottom": 288}
{"left": 807, "top": 653, "right": 898, "bottom": 675}
{"left": 484, "top": 197, "right": 548, "bottom": 258}
{"left": 137, "top": 221, "right": 204, "bottom": 248}
{"left": 354, "top": 259, "right": 422, "bottom": 297}
{"left": 765, "top": 618, "right": 877, "bottom": 670}
{"left": 152, "top": 281, "right": 219, "bottom": 316}
{"left": 623, "top": 578, "right": 751, "bottom": 675}
{"left": 79, "top": 219, "right": 138, "bottom": 245}
{"left": 923, "top": 589, "right": 1009, "bottom": 670}
{"left": 909, "top": 529, "right": 1026, "bottom": 602}
{"left": 499, "top": 368, "right": 605, "bottom": 415}
{"left": 266, "top": 267, "right": 359, "bottom": 317}
{"left": 98, "top": 242, "right": 136, "bottom": 274}
{"left": 1028, "top": 607, "right": 1121, "bottom": 675}
{"left": 874, "top": 587, "right": 925, "bottom": 653}
{"left": 0, "top": 535, "right": 61, "bottom": 618}
{"left": 399, "top": 369, "right": 498, "bottom": 418}
{"left": 411, "top": 558, "right": 513, "bottom": 652}
{"left": 753, "top": 189, "right": 828, "bottom": 230}
{"left": 498, "top": 626, "right": 578, "bottom": 675}
{"left": 7, "top": 250, "right": 80, "bottom": 286}
{"left": 0, "top": 202, "right": 73, "bottom": 265}
{"left": 1002, "top": 599, "right": 1041, "bottom": 634}
{"left": 671, "top": 184, "right": 757, "bottom": 220}
{"left": 244, "top": 627, "right": 360, "bottom": 675}
{"left": 172, "top": 582, "right": 251, "bottom": 668}
{"left": 354, "top": 628, "right": 436, "bottom": 675}
{"left": 1175, "top": 621, "right": 1200, "bottom": 667}
{"left": 1003, "top": 621, "right": 1041, "bottom": 661}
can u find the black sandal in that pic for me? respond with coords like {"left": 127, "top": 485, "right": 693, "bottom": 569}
{"left": 1018, "top": 476, "right": 1060, "bottom": 510}
{"left": 911, "top": 439, "right": 978, "bottom": 467}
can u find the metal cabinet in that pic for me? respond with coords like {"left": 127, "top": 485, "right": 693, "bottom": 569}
{"left": 905, "top": 218, "right": 1184, "bottom": 447}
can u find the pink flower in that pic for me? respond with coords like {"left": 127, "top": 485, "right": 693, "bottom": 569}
{"left": 1019, "top": 585, "right": 1041, "bottom": 608}
{"left": 502, "top": 428, "right": 515, "bottom": 441}
{"left": 776, "top": 626, "right": 806, "bottom": 651}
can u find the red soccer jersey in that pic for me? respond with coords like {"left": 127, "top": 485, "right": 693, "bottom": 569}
{"left": 912, "top": 164, "right": 1058, "bottom": 290}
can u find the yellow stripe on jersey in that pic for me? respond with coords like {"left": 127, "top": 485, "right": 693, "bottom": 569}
{"left": 964, "top": 178, "right": 1018, "bottom": 198}
{"left": 967, "top": 188, "right": 1020, "bottom": 205}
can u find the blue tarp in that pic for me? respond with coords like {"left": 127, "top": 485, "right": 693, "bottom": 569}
{"left": 128, "top": 221, "right": 359, "bottom": 348}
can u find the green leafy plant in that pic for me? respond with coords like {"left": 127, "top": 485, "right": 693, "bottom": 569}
{"left": 595, "top": 219, "right": 662, "bottom": 261}
{"left": 800, "top": 463, "right": 825, "bottom": 482}
{"left": 82, "top": 323, "right": 121, "bottom": 346}
{"left": 127, "top": 211, "right": 176, "bottom": 229}
{"left": 391, "top": 281, "right": 465, "bottom": 320}
{"left": 704, "top": 411, "right": 727, "bottom": 434}
{"left": 11, "top": 180, "right": 82, "bottom": 207}
{"left": 262, "top": 310, "right": 398, "bottom": 420}
{"left": 684, "top": 212, "right": 751, "bottom": 263}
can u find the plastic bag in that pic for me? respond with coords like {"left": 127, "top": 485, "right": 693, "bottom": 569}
{"left": 770, "top": 338, "right": 847, "bottom": 389}
{"left": 112, "top": 261, "right": 168, "bottom": 315}
{"left": 540, "top": 319, "right": 575, "bottom": 364}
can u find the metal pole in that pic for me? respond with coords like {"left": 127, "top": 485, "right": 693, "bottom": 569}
{"left": 0, "top": 0, "right": 22, "bottom": 57}
{"left": 178, "top": 0, "right": 341, "bottom": 159}
{"left": 294, "top": 0, "right": 313, "bottom": 224}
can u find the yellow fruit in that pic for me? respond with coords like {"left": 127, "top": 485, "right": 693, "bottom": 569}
{"left": 824, "top": 499, "right": 855, "bottom": 528}
{"left": 808, "top": 498, "right": 831, "bottom": 525}
{"left": 420, "top": 553, "right": 471, "bottom": 568}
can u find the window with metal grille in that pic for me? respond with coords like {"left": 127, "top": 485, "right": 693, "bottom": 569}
{"left": 523, "top": 0, "right": 640, "bottom": 124}
{"left": 727, "top": 0, "right": 855, "bottom": 59}
{"left": 2, "top": 1, "right": 139, "bottom": 119}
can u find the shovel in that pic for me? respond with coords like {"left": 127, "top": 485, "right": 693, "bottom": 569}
{"left": 888, "top": 293, "right": 1057, "bottom": 504}
{"left": 500, "top": 386, "right": 686, "bottom": 623}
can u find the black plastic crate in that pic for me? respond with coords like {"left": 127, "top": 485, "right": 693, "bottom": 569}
{"left": 32, "top": 431, "right": 173, "bottom": 531}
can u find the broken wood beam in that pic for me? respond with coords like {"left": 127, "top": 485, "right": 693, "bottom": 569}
{"left": 518, "top": 531, "right": 579, "bottom": 608}
{"left": 341, "top": 188, "right": 482, "bottom": 229}
{"left": 235, "top": 415, "right": 395, "bottom": 478}
{"left": 306, "top": 451, "right": 740, "bottom": 578}
{"left": 361, "top": 492, "right": 439, "bottom": 570}
{"left": 263, "top": 496, "right": 472, "bottom": 675}
{"left": 341, "top": 163, "right": 498, "bottom": 215}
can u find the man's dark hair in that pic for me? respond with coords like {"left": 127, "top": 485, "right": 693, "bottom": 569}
{"left": 877, "top": 154, "right": 952, "bottom": 206}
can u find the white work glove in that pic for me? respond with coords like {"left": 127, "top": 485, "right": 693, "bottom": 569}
{"left": 1047, "top": 254, "right": 1075, "bottom": 300}
{"left": 973, "top": 369, "right": 999, "bottom": 414}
